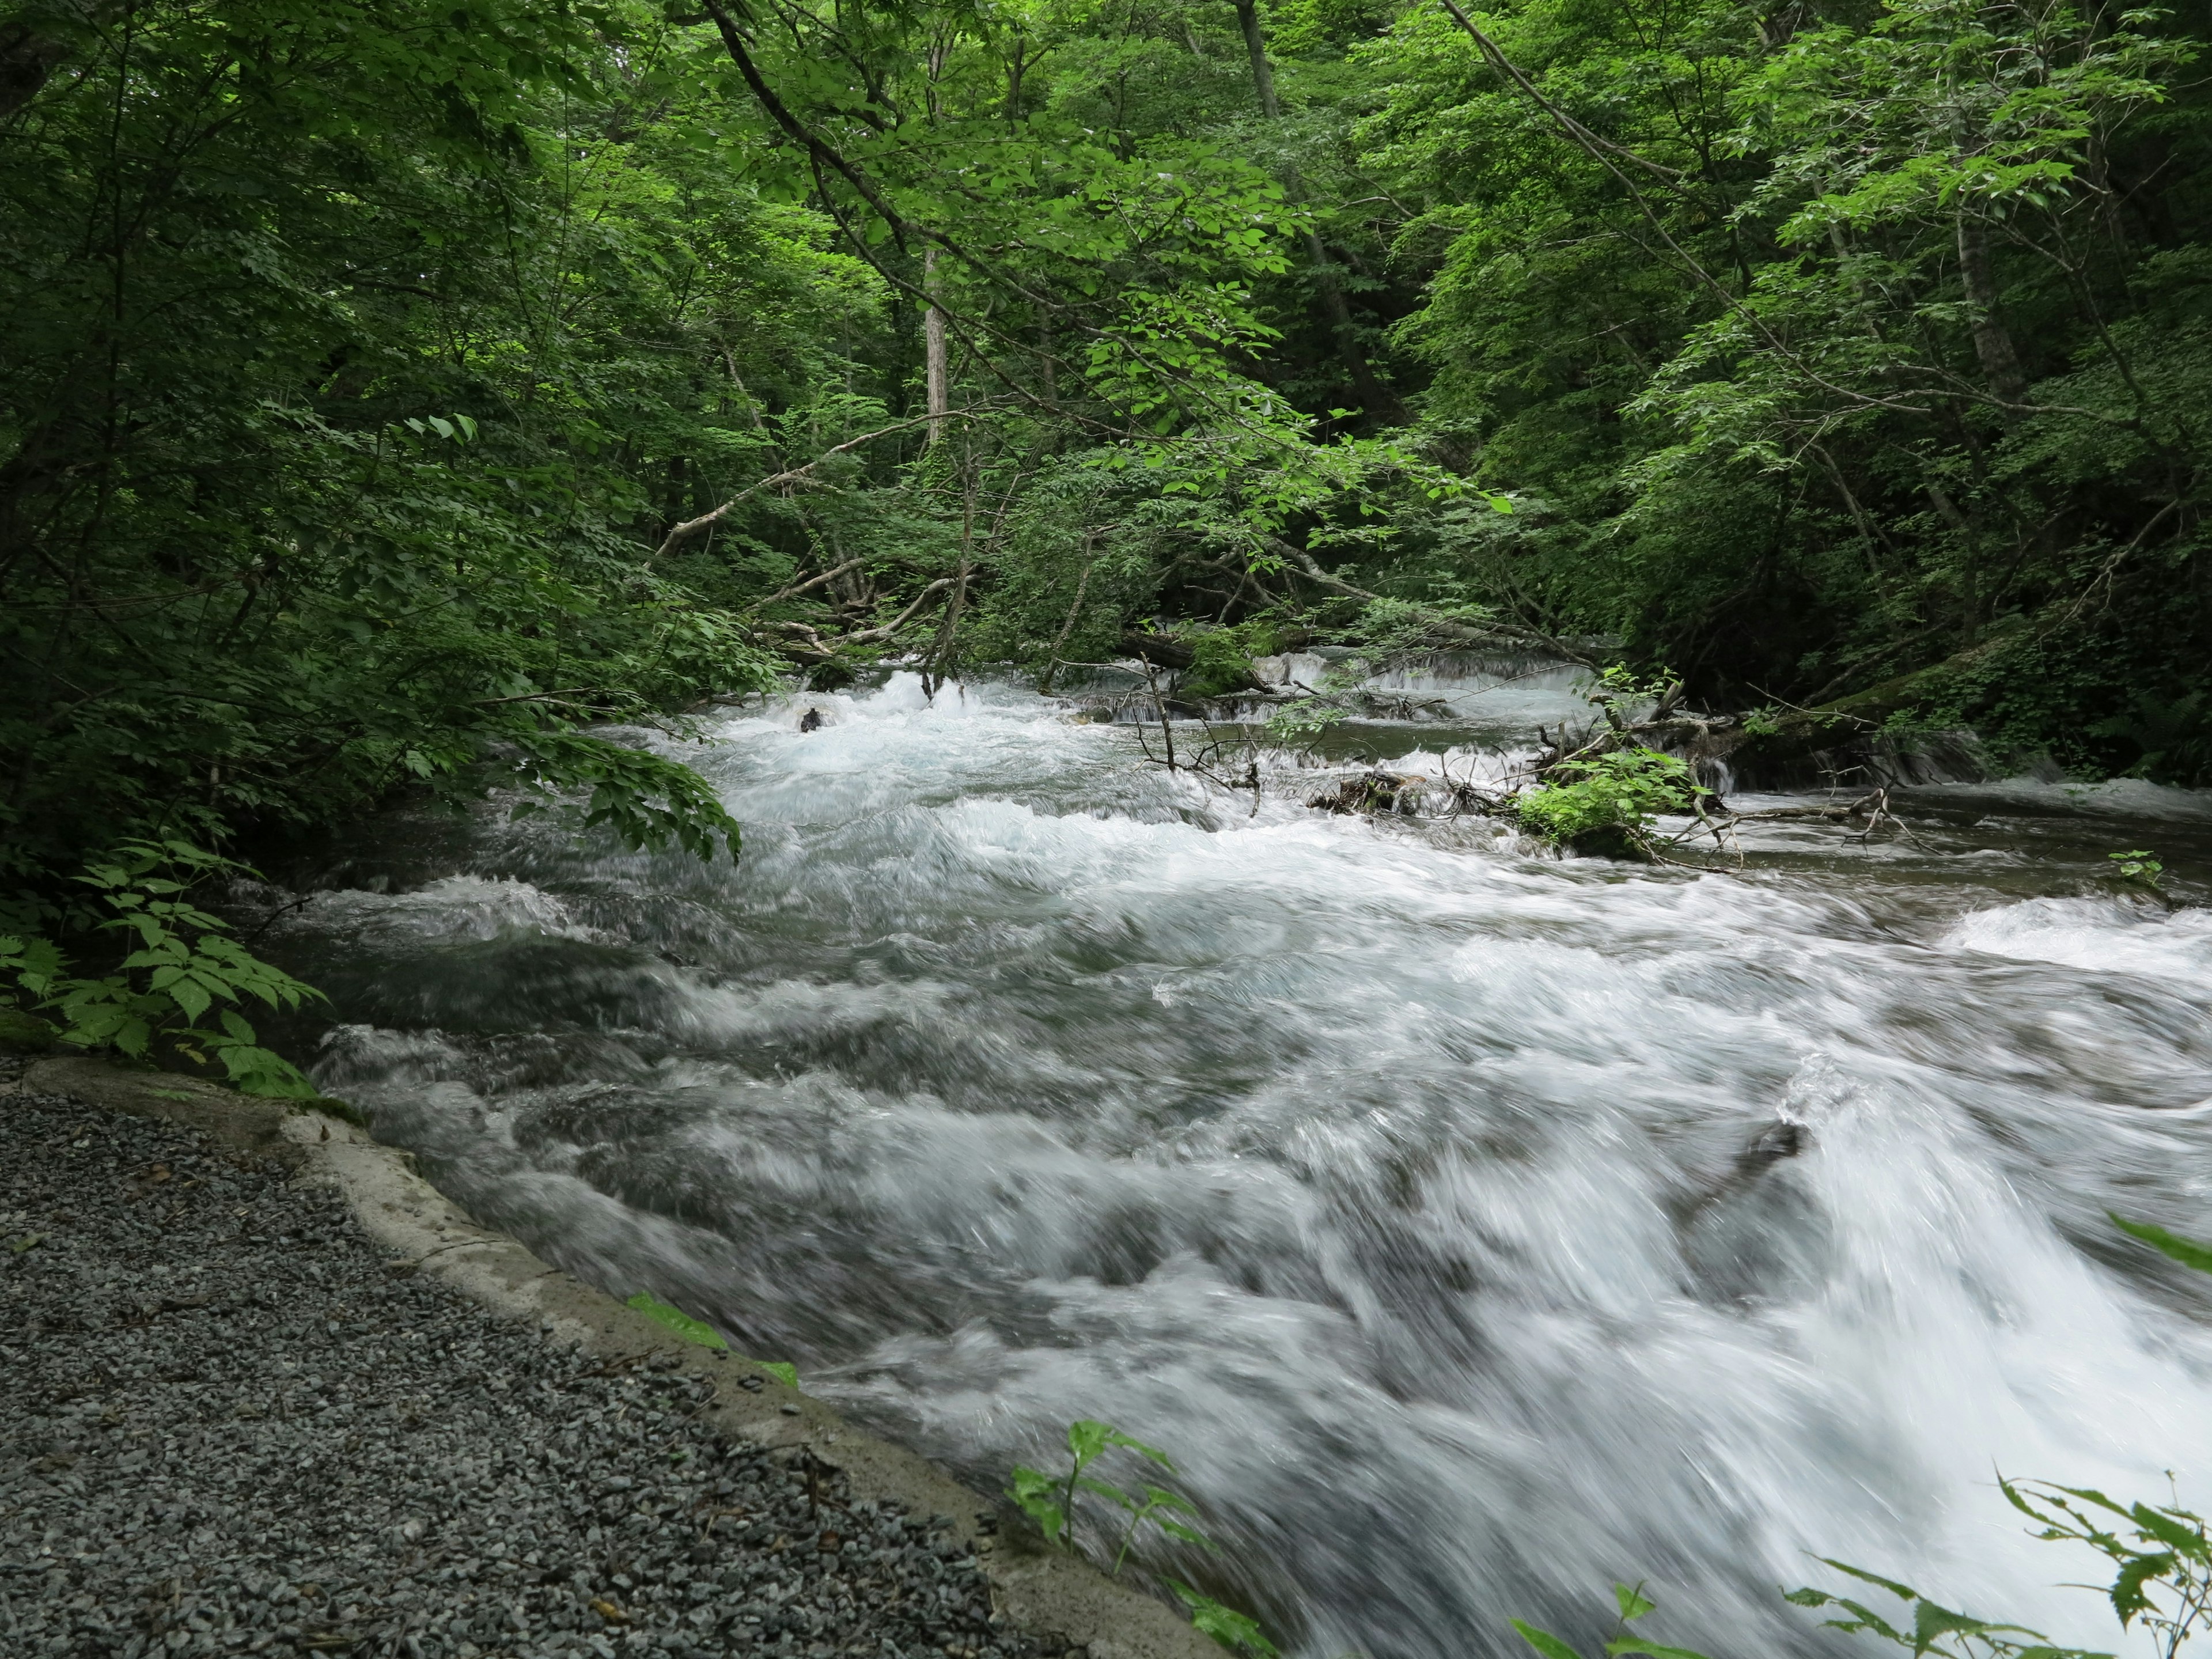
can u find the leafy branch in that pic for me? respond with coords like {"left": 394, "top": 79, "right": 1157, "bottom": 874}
{"left": 0, "top": 840, "right": 324, "bottom": 1098}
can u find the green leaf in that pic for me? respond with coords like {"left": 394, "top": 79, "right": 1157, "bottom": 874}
{"left": 1172, "top": 1584, "right": 1277, "bottom": 1658}
{"left": 1910, "top": 1599, "right": 2005, "bottom": 1653}
{"left": 756, "top": 1359, "right": 798, "bottom": 1386}
{"left": 1103, "top": 1426, "right": 1177, "bottom": 1470}
{"left": 1606, "top": 1642, "right": 1718, "bottom": 1659}
{"left": 2127, "top": 1505, "right": 2207, "bottom": 1560}
{"left": 624, "top": 1292, "right": 729, "bottom": 1350}
{"left": 1068, "top": 1419, "right": 1112, "bottom": 1465}
{"left": 168, "top": 976, "right": 213, "bottom": 1025}
{"left": 2111, "top": 1214, "right": 2212, "bottom": 1275}
{"left": 1007, "top": 1466, "right": 1066, "bottom": 1543}
{"left": 1815, "top": 1559, "right": 1921, "bottom": 1603}
{"left": 2111, "top": 1550, "right": 2176, "bottom": 1624}
{"left": 224, "top": 1048, "right": 321, "bottom": 1099}
{"left": 1512, "top": 1621, "right": 1586, "bottom": 1659}
{"left": 1155, "top": 1517, "right": 1215, "bottom": 1548}
{"left": 1614, "top": 1585, "right": 1654, "bottom": 1623}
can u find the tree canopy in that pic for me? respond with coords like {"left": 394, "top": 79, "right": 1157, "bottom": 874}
{"left": 3, "top": 0, "right": 2206, "bottom": 895}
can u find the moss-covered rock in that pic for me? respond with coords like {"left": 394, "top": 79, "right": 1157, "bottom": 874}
{"left": 0, "top": 1006, "right": 59, "bottom": 1052}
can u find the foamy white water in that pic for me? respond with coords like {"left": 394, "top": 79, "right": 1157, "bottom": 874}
{"left": 267, "top": 669, "right": 2212, "bottom": 1659}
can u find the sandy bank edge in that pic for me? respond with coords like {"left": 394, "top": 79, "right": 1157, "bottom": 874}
{"left": 8, "top": 1054, "right": 1224, "bottom": 1659}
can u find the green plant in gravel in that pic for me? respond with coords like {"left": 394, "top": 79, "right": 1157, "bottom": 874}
{"left": 1514, "top": 750, "right": 1706, "bottom": 851}
{"left": 1517, "top": 1214, "right": 2212, "bottom": 1659}
{"left": 627, "top": 1293, "right": 730, "bottom": 1351}
{"left": 1009, "top": 1421, "right": 1275, "bottom": 1656}
{"left": 0, "top": 841, "right": 320, "bottom": 1098}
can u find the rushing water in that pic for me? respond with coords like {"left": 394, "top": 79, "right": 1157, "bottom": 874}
{"left": 259, "top": 663, "right": 2212, "bottom": 1659}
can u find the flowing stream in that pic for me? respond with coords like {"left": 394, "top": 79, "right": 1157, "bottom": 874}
{"left": 259, "top": 662, "right": 2212, "bottom": 1659}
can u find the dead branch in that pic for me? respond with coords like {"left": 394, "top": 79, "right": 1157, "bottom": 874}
{"left": 747, "top": 558, "right": 868, "bottom": 612}
{"left": 653, "top": 407, "right": 1001, "bottom": 561}
{"left": 846, "top": 578, "right": 954, "bottom": 643}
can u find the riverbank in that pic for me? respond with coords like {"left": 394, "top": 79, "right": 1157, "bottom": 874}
{"left": 0, "top": 1058, "right": 1218, "bottom": 1659}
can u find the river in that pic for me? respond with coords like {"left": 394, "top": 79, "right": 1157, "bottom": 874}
{"left": 257, "top": 658, "right": 2212, "bottom": 1659}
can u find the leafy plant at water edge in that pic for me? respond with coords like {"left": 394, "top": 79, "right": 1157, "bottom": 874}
{"left": 0, "top": 841, "right": 321, "bottom": 1098}
{"left": 1513, "top": 750, "right": 1707, "bottom": 847}
{"left": 623, "top": 1292, "right": 801, "bottom": 1382}
{"left": 1171, "top": 1582, "right": 1280, "bottom": 1659}
{"left": 2108, "top": 851, "right": 2165, "bottom": 891}
{"left": 1514, "top": 1581, "right": 1711, "bottom": 1659}
{"left": 1180, "top": 629, "right": 1268, "bottom": 699}
{"left": 1008, "top": 1420, "right": 1207, "bottom": 1567}
{"left": 626, "top": 1293, "right": 729, "bottom": 1351}
{"left": 1782, "top": 1554, "right": 2111, "bottom": 1659}
{"left": 1007, "top": 1421, "right": 1271, "bottom": 1654}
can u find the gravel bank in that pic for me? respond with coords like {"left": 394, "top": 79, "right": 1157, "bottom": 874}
{"left": 1, "top": 1085, "right": 1048, "bottom": 1659}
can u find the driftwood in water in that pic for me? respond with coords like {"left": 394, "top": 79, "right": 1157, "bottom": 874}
{"left": 1308, "top": 772, "right": 1422, "bottom": 815}
{"left": 1307, "top": 770, "right": 1498, "bottom": 819}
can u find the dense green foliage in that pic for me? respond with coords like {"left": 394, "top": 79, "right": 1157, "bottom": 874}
{"left": 0, "top": 839, "right": 321, "bottom": 1094}
{"left": 1513, "top": 748, "right": 1707, "bottom": 847}
{"left": 2, "top": 0, "right": 2207, "bottom": 905}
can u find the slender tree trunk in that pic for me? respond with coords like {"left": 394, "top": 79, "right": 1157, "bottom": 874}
{"left": 1230, "top": 0, "right": 1407, "bottom": 427}
{"left": 1038, "top": 308, "right": 1058, "bottom": 408}
{"left": 1925, "top": 482, "right": 1982, "bottom": 645}
{"left": 923, "top": 246, "right": 950, "bottom": 445}
{"left": 1233, "top": 0, "right": 1280, "bottom": 116}
{"left": 1955, "top": 210, "right": 2029, "bottom": 410}
{"left": 1037, "top": 541, "right": 1095, "bottom": 695}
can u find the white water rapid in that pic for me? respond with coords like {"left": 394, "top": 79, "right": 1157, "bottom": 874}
{"left": 269, "top": 667, "right": 2212, "bottom": 1659}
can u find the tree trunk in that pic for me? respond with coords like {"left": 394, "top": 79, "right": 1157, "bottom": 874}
{"left": 1955, "top": 211, "right": 2029, "bottom": 411}
{"left": 923, "top": 247, "right": 950, "bottom": 445}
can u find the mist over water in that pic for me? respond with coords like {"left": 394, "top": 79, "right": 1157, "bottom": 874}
{"left": 268, "top": 666, "right": 2212, "bottom": 1659}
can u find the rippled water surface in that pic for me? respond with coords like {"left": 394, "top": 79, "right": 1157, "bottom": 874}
{"left": 263, "top": 667, "right": 2212, "bottom": 1659}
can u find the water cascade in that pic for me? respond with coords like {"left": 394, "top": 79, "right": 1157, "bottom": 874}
{"left": 266, "top": 662, "right": 2212, "bottom": 1659}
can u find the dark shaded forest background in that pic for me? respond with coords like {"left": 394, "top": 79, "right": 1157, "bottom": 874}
{"left": 4, "top": 0, "right": 2208, "bottom": 893}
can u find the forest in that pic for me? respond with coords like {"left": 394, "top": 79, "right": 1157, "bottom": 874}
{"left": 3, "top": 0, "right": 2209, "bottom": 896}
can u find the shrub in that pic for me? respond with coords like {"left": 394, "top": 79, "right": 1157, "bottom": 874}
{"left": 0, "top": 840, "right": 322, "bottom": 1097}
{"left": 1513, "top": 749, "right": 1705, "bottom": 851}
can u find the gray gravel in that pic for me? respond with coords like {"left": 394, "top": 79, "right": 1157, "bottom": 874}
{"left": 1, "top": 1086, "right": 1055, "bottom": 1659}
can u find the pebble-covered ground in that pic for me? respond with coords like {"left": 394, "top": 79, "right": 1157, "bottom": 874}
{"left": 0, "top": 1082, "right": 1049, "bottom": 1659}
